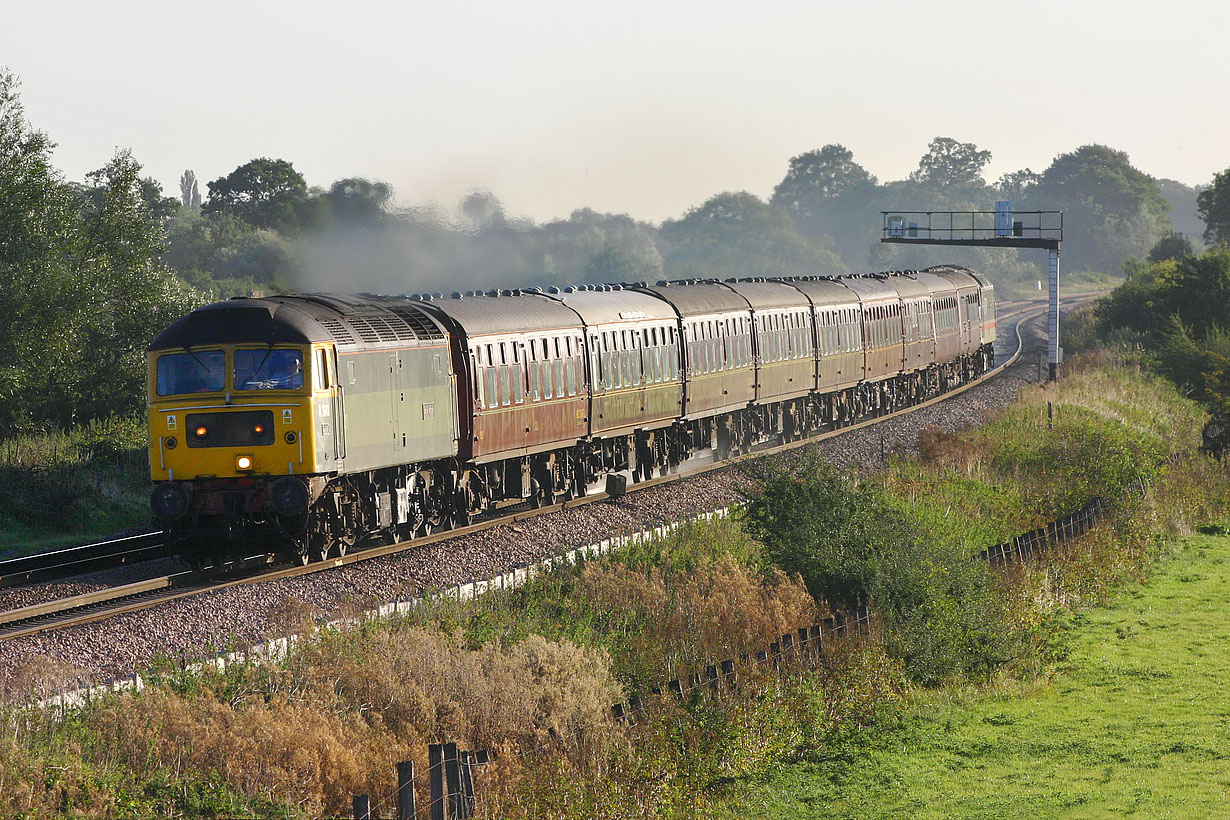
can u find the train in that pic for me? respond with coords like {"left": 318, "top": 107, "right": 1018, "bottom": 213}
{"left": 147, "top": 266, "right": 995, "bottom": 571}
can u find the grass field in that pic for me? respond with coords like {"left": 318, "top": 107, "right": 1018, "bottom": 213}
{"left": 728, "top": 532, "right": 1230, "bottom": 819}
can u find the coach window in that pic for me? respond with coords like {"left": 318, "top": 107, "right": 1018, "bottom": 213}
{"left": 483, "top": 350, "right": 496, "bottom": 409}
{"left": 543, "top": 339, "right": 553, "bottom": 403}
{"left": 527, "top": 340, "right": 541, "bottom": 402}
{"left": 539, "top": 338, "right": 551, "bottom": 400}
{"left": 625, "top": 330, "right": 637, "bottom": 386}
{"left": 693, "top": 323, "right": 704, "bottom": 374}
{"left": 615, "top": 329, "right": 624, "bottom": 388}
{"left": 599, "top": 332, "right": 610, "bottom": 389}
{"left": 698, "top": 322, "right": 708, "bottom": 373}
{"left": 472, "top": 348, "right": 486, "bottom": 409}
{"left": 645, "top": 328, "right": 655, "bottom": 384}
{"left": 704, "top": 322, "right": 715, "bottom": 373}
{"left": 543, "top": 341, "right": 554, "bottom": 400}
{"left": 511, "top": 343, "right": 524, "bottom": 404}
{"left": 497, "top": 343, "right": 511, "bottom": 406}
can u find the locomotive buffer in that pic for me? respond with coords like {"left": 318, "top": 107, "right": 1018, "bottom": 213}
{"left": 880, "top": 205, "right": 1063, "bottom": 380}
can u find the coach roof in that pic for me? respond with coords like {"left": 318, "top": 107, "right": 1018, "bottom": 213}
{"left": 420, "top": 292, "right": 582, "bottom": 337}
{"left": 634, "top": 281, "right": 750, "bottom": 317}
{"left": 547, "top": 289, "right": 676, "bottom": 326}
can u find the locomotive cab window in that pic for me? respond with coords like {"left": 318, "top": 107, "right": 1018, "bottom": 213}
{"left": 235, "top": 348, "right": 303, "bottom": 390}
{"left": 156, "top": 350, "right": 225, "bottom": 396}
{"left": 313, "top": 349, "right": 330, "bottom": 391}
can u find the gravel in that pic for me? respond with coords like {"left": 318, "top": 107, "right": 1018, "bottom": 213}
{"left": 0, "top": 312, "right": 1048, "bottom": 697}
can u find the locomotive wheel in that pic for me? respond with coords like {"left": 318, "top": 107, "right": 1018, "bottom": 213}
{"left": 190, "top": 552, "right": 212, "bottom": 575}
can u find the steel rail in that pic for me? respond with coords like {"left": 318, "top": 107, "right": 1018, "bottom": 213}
{"left": 0, "top": 304, "right": 1050, "bottom": 642}
{"left": 0, "top": 531, "right": 166, "bottom": 589}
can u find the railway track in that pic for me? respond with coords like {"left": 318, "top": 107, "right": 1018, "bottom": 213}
{"left": 0, "top": 300, "right": 1059, "bottom": 643}
{"left": 0, "top": 531, "right": 165, "bottom": 590}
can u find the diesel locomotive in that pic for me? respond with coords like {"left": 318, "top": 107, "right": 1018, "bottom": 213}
{"left": 148, "top": 266, "right": 995, "bottom": 570}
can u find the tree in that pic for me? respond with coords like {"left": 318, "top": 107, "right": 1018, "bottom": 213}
{"left": 996, "top": 168, "right": 1041, "bottom": 200}
{"left": 534, "top": 208, "right": 663, "bottom": 286}
{"left": 1030, "top": 144, "right": 1170, "bottom": 274}
{"left": 770, "top": 144, "right": 879, "bottom": 267}
{"left": 1156, "top": 178, "right": 1205, "bottom": 241}
{"left": 179, "top": 169, "right": 201, "bottom": 210}
{"left": 203, "top": 157, "right": 310, "bottom": 233}
{"left": 1148, "top": 231, "right": 1194, "bottom": 263}
{"left": 738, "top": 455, "right": 1011, "bottom": 684}
{"left": 658, "top": 191, "right": 844, "bottom": 279}
{"left": 1197, "top": 168, "right": 1230, "bottom": 245}
{"left": 324, "top": 177, "right": 393, "bottom": 225}
{"left": 457, "top": 188, "right": 505, "bottom": 233}
{"left": 0, "top": 71, "right": 200, "bottom": 431}
{"left": 909, "top": 137, "right": 992, "bottom": 191}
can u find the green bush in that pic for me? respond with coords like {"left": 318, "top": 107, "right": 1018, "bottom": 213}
{"left": 739, "top": 455, "right": 1013, "bottom": 685}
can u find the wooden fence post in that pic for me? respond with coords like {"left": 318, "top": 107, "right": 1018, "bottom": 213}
{"left": 397, "top": 760, "right": 416, "bottom": 820}
{"left": 460, "top": 750, "right": 476, "bottom": 818}
{"left": 429, "top": 743, "right": 445, "bottom": 820}
{"left": 444, "top": 741, "right": 465, "bottom": 819}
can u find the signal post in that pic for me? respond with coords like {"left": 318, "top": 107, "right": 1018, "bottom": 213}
{"left": 880, "top": 205, "right": 1063, "bottom": 380}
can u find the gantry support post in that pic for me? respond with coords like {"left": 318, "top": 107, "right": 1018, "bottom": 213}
{"left": 1048, "top": 248, "right": 1060, "bottom": 381}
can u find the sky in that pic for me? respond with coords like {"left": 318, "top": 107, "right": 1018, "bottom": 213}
{"left": 4, "top": 0, "right": 1226, "bottom": 224}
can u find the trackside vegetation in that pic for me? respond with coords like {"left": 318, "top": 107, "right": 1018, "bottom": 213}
{"left": 2, "top": 352, "right": 1226, "bottom": 819}
{"left": 726, "top": 532, "right": 1230, "bottom": 819}
{"left": 0, "top": 417, "right": 150, "bottom": 556}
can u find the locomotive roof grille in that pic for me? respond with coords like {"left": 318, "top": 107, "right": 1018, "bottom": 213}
{"left": 318, "top": 318, "right": 356, "bottom": 345}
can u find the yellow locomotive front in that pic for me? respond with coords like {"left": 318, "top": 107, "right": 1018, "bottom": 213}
{"left": 149, "top": 344, "right": 314, "bottom": 483}
{"left": 146, "top": 297, "right": 347, "bottom": 569}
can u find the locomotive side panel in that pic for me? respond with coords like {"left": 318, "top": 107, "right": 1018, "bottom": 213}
{"left": 331, "top": 342, "right": 457, "bottom": 473}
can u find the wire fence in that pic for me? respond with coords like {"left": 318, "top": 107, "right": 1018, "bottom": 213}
{"left": 977, "top": 498, "right": 1105, "bottom": 566}
{"left": 610, "top": 604, "right": 872, "bottom": 725}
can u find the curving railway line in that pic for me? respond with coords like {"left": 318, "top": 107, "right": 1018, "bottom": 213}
{"left": 0, "top": 299, "right": 1057, "bottom": 643}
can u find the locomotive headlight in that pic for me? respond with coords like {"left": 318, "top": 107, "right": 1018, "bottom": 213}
{"left": 165, "top": 436, "right": 177, "bottom": 449}
{"left": 235, "top": 455, "right": 254, "bottom": 471}
{"left": 150, "top": 482, "right": 190, "bottom": 521}
{"left": 253, "top": 424, "right": 265, "bottom": 435}
{"left": 194, "top": 425, "right": 208, "bottom": 438}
